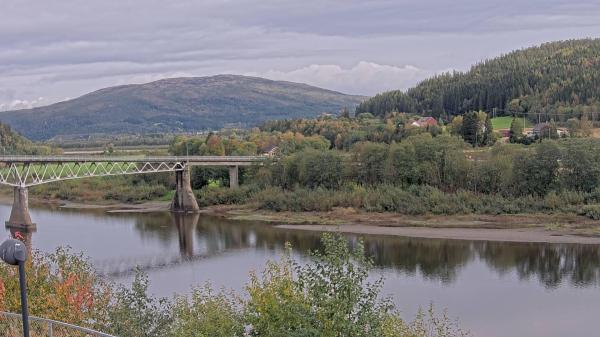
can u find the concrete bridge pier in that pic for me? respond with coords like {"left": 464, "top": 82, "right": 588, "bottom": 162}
{"left": 170, "top": 167, "right": 200, "bottom": 213}
{"left": 229, "top": 165, "right": 239, "bottom": 189}
{"left": 5, "top": 186, "right": 36, "bottom": 230}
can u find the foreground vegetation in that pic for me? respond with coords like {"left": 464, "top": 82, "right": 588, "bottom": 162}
{"left": 0, "top": 234, "right": 468, "bottom": 337}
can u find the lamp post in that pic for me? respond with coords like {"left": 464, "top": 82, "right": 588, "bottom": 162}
{"left": 1, "top": 239, "right": 30, "bottom": 337}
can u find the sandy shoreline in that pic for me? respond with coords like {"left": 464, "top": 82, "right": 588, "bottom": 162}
{"left": 205, "top": 206, "right": 600, "bottom": 244}
{"left": 276, "top": 224, "right": 600, "bottom": 244}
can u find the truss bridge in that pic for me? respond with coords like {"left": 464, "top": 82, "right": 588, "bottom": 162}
{"left": 0, "top": 155, "right": 266, "bottom": 229}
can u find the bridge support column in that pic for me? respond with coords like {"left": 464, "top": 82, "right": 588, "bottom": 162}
{"left": 170, "top": 167, "right": 200, "bottom": 213}
{"left": 229, "top": 165, "right": 239, "bottom": 189}
{"left": 6, "top": 186, "right": 36, "bottom": 230}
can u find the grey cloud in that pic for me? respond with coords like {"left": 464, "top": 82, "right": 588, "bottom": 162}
{"left": 0, "top": 0, "right": 599, "bottom": 109}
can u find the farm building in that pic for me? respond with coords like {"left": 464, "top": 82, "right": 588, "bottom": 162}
{"left": 411, "top": 117, "right": 438, "bottom": 128}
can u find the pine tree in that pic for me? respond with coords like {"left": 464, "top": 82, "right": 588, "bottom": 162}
{"left": 461, "top": 111, "right": 480, "bottom": 146}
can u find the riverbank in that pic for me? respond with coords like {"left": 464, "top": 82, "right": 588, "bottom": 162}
{"left": 5, "top": 191, "right": 600, "bottom": 244}
{"left": 200, "top": 204, "right": 600, "bottom": 244}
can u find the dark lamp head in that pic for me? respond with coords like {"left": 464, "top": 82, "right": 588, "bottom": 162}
{"left": 0, "top": 239, "right": 28, "bottom": 265}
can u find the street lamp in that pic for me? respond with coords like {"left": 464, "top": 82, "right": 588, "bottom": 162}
{"left": 0, "top": 239, "right": 30, "bottom": 337}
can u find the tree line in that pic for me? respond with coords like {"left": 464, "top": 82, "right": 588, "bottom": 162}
{"left": 356, "top": 39, "right": 600, "bottom": 123}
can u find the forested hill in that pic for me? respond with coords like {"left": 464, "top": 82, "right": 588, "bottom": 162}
{"left": 0, "top": 75, "right": 365, "bottom": 140}
{"left": 356, "top": 39, "right": 600, "bottom": 120}
{"left": 0, "top": 122, "right": 52, "bottom": 154}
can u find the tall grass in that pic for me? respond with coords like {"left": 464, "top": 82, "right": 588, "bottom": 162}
{"left": 253, "top": 184, "right": 600, "bottom": 216}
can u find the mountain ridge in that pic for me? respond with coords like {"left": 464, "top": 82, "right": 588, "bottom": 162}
{"left": 0, "top": 74, "right": 365, "bottom": 140}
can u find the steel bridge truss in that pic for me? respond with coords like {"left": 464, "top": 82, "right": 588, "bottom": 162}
{"left": 0, "top": 160, "right": 187, "bottom": 187}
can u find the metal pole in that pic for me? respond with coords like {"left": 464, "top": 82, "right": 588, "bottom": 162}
{"left": 18, "top": 260, "right": 30, "bottom": 337}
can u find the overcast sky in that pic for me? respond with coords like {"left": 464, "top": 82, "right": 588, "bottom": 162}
{"left": 1, "top": 0, "right": 600, "bottom": 111}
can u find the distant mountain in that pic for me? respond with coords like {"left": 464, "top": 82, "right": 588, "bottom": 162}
{"left": 0, "top": 75, "right": 365, "bottom": 140}
{"left": 356, "top": 39, "right": 600, "bottom": 120}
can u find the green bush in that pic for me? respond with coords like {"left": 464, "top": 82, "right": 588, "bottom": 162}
{"left": 2, "top": 235, "right": 468, "bottom": 337}
{"left": 578, "top": 205, "right": 600, "bottom": 220}
{"left": 104, "top": 272, "right": 172, "bottom": 337}
{"left": 171, "top": 287, "right": 243, "bottom": 337}
{"left": 253, "top": 183, "right": 600, "bottom": 216}
{"left": 196, "top": 185, "right": 258, "bottom": 206}
{"left": 103, "top": 183, "right": 169, "bottom": 203}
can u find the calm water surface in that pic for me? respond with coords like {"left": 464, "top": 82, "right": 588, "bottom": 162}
{"left": 2, "top": 203, "right": 599, "bottom": 337}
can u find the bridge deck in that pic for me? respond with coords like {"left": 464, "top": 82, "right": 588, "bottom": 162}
{"left": 0, "top": 155, "right": 267, "bottom": 187}
{"left": 0, "top": 155, "right": 266, "bottom": 164}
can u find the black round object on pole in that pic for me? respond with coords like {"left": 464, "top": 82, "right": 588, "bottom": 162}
{"left": 1, "top": 239, "right": 30, "bottom": 337}
{"left": 0, "top": 239, "right": 28, "bottom": 265}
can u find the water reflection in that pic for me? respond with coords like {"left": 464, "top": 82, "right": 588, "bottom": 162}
{"left": 7, "top": 207, "right": 600, "bottom": 289}
{"left": 133, "top": 213, "right": 323, "bottom": 258}
{"left": 126, "top": 213, "right": 600, "bottom": 289}
{"left": 5, "top": 205, "right": 600, "bottom": 337}
{"left": 480, "top": 242, "right": 600, "bottom": 288}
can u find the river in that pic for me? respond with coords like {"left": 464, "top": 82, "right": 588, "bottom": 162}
{"left": 1, "top": 203, "right": 599, "bottom": 337}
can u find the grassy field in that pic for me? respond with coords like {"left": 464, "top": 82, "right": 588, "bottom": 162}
{"left": 491, "top": 116, "right": 532, "bottom": 129}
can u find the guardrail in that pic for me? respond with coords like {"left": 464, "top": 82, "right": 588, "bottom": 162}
{"left": 0, "top": 155, "right": 266, "bottom": 163}
{"left": 0, "top": 311, "right": 117, "bottom": 337}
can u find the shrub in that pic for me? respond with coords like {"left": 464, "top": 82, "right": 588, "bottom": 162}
{"left": 171, "top": 286, "right": 243, "bottom": 337}
{"left": 244, "top": 234, "right": 469, "bottom": 337}
{"left": 103, "top": 271, "right": 172, "bottom": 337}
{"left": 196, "top": 185, "right": 258, "bottom": 207}
{"left": 0, "top": 247, "right": 111, "bottom": 328}
{"left": 578, "top": 205, "right": 600, "bottom": 220}
{"left": 2, "top": 236, "right": 468, "bottom": 337}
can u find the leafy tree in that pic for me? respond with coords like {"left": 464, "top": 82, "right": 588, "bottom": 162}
{"left": 559, "top": 139, "right": 600, "bottom": 192}
{"left": 351, "top": 142, "right": 389, "bottom": 185}
{"left": 294, "top": 234, "right": 392, "bottom": 337}
{"left": 509, "top": 118, "right": 524, "bottom": 143}
{"left": 384, "top": 142, "right": 418, "bottom": 185}
{"left": 512, "top": 141, "right": 560, "bottom": 196}
{"left": 296, "top": 149, "right": 344, "bottom": 189}
{"left": 205, "top": 134, "right": 225, "bottom": 156}
{"left": 171, "top": 286, "right": 243, "bottom": 337}
{"left": 0, "top": 247, "right": 111, "bottom": 326}
{"left": 448, "top": 116, "right": 463, "bottom": 135}
{"left": 105, "top": 271, "right": 172, "bottom": 337}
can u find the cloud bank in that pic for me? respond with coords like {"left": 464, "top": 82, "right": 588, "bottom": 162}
{"left": 1, "top": 0, "right": 599, "bottom": 110}
{"left": 255, "top": 62, "right": 428, "bottom": 96}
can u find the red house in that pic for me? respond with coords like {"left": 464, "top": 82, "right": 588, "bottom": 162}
{"left": 411, "top": 117, "right": 438, "bottom": 128}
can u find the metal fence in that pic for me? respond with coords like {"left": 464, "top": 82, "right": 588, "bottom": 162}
{"left": 0, "top": 311, "right": 117, "bottom": 337}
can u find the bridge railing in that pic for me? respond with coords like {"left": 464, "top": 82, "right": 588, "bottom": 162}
{"left": 0, "top": 155, "right": 267, "bottom": 163}
{"left": 0, "top": 311, "right": 117, "bottom": 337}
